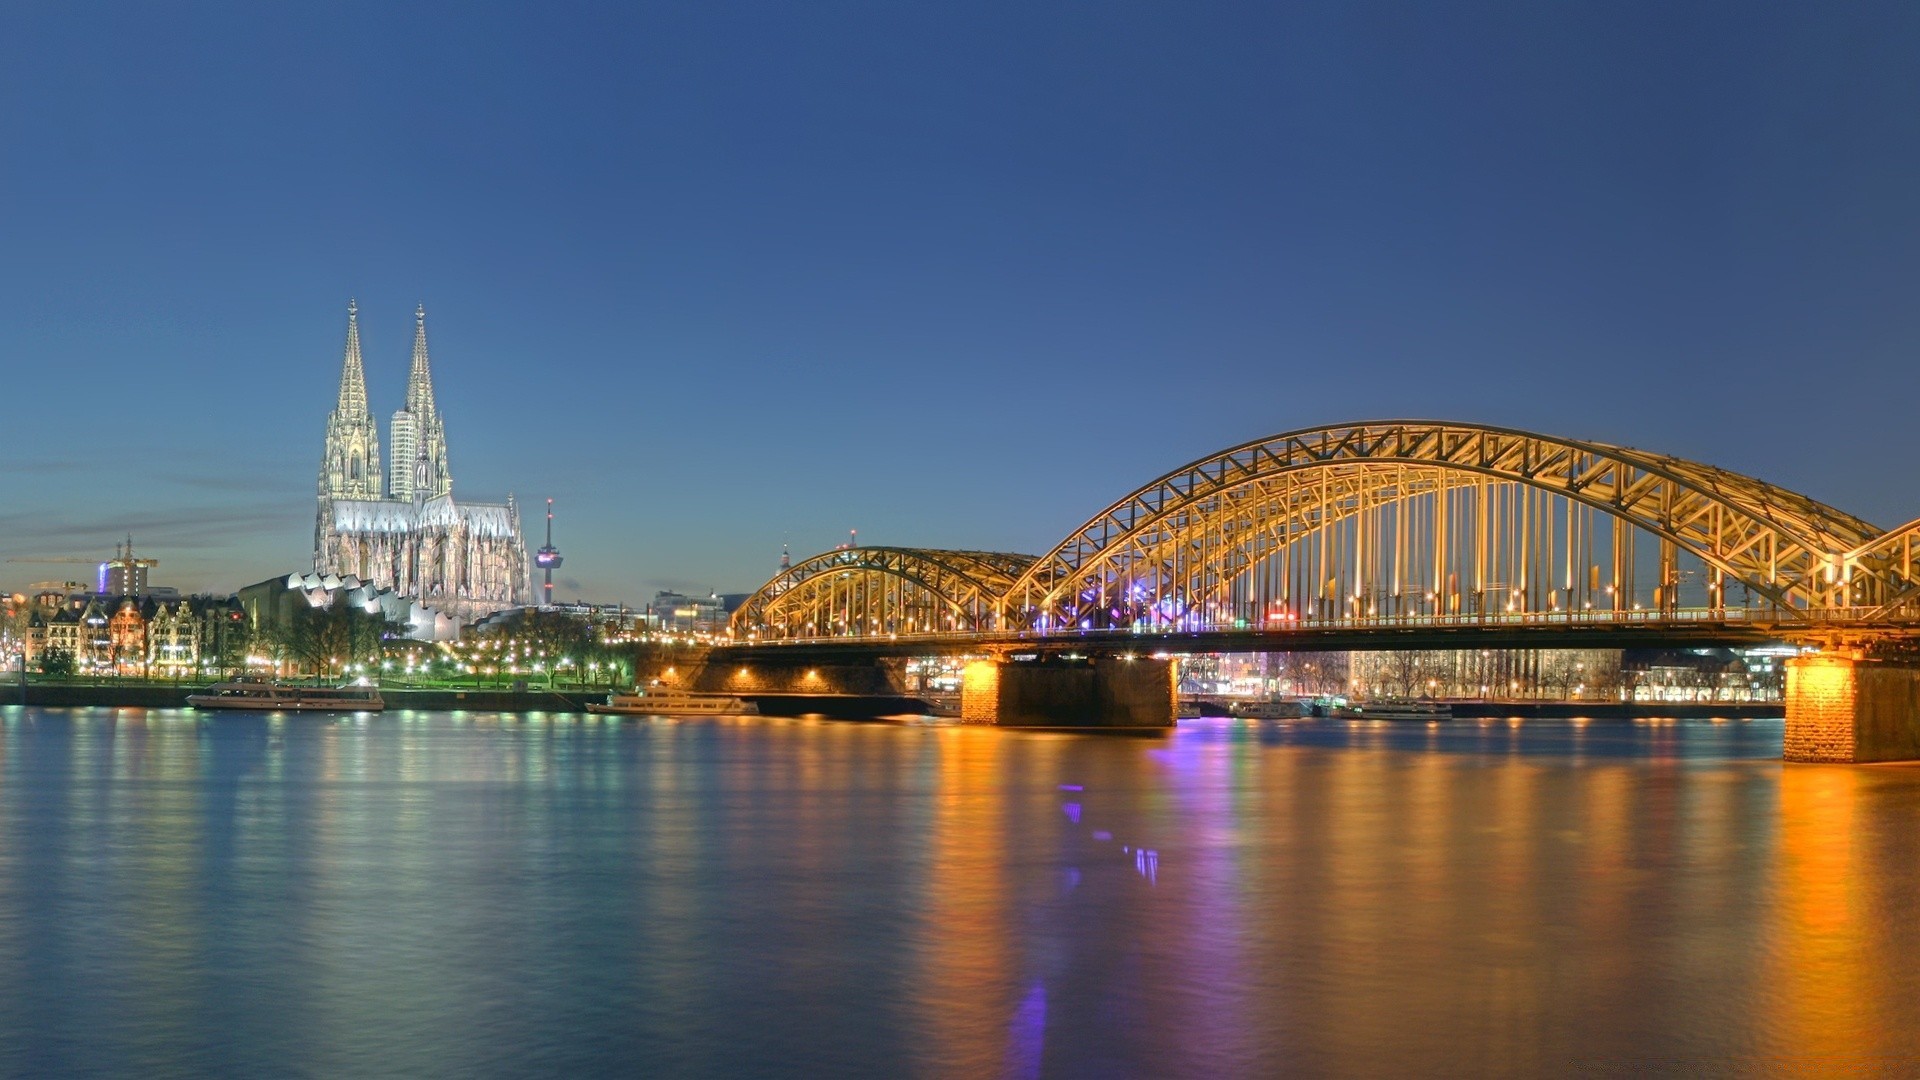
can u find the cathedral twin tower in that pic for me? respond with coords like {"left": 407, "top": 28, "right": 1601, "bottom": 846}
{"left": 321, "top": 301, "right": 451, "bottom": 503}
{"left": 317, "top": 301, "right": 530, "bottom": 623}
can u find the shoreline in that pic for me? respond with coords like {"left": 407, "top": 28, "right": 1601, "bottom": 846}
{"left": 2, "top": 683, "right": 1784, "bottom": 721}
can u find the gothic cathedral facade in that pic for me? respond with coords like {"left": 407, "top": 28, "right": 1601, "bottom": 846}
{"left": 316, "top": 301, "right": 530, "bottom": 624}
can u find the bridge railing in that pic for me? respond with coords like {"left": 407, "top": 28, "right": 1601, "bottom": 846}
{"left": 730, "top": 605, "right": 1915, "bottom": 645}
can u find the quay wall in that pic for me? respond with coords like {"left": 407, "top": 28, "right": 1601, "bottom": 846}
{"left": 4, "top": 685, "right": 603, "bottom": 713}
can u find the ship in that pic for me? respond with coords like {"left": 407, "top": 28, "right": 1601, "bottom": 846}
{"left": 1326, "top": 701, "right": 1453, "bottom": 721}
{"left": 584, "top": 687, "right": 759, "bottom": 717}
{"left": 187, "top": 678, "right": 385, "bottom": 712}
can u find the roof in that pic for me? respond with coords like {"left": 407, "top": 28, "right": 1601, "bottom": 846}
{"left": 328, "top": 494, "right": 521, "bottom": 539}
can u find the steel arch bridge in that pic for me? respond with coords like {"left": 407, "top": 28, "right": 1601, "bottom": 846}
{"left": 734, "top": 547, "right": 1037, "bottom": 639}
{"left": 728, "top": 421, "right": 1920, "bottom": 646}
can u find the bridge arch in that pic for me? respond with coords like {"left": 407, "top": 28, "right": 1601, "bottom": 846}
{"left": 1844, "top": 517, "right": 1920, "bottom": 618}
{"left": 731, "top": 547, "right": 1037, "bottom": 640}
{"left": 1000, "top": 421, "right": 1882, "bottom": 629}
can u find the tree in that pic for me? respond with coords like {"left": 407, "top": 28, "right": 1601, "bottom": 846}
{"left": 39, "top": 646, "right": 76, "bottom": 677}
{"left": 268, "top": 597, "right": 407, "bottom": 682}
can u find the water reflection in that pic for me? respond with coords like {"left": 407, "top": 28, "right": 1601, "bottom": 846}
{"left": 0, "top": 708, "right": 1917, "bottom": 1075}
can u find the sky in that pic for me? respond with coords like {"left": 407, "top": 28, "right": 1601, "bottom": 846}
{"left": 2, "top": 2, "right": 1918, "bottom": 603}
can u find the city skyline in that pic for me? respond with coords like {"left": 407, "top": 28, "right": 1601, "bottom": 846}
{"left": 3, "top": 4, "right": 1918, "bottom": 603}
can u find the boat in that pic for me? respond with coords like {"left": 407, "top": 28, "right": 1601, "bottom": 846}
{"left": 1228, "top": 698, "right": 1302, "bottom": 719}
{"left": 187, "top": 678, "right": 385, "bottom": 712}
{"left": 1327, "top": 701, "right": 1454, "bottom": 721}
{"left": 585, "top": 687, "right": 759, "bottom": 716}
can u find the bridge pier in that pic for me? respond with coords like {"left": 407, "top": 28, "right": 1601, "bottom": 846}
{"left": 961, "top": 656, "right": 1175, "bottom": 729}
{"left": 1784, "top": 653, "right": 1920, "bottom": 763}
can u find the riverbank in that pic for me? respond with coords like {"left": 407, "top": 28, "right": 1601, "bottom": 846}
{"left": 3, "top": 684, "right": 604, "bottom": 712}
{"left": 1183, "top": 698, "right": 1782, "bottom": 720}
{"left": 6, "top": 683, "right": 1779, "bottom": 721}
{"left": 1, "top": 684, "right": 937, "bottom": 718}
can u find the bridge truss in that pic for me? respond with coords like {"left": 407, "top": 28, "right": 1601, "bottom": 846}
{"left": 733, "top": 547, "right": 1036, "bottom": 640}
{"left": 730, "top": 421, "right": 1920, "bottom": 644}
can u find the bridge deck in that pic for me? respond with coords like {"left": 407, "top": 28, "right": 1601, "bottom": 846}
{"left": 717, "top": 616, "right": 1828, "bottom": 660}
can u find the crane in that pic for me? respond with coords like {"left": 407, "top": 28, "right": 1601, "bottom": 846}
{"left": 6, "top": 537, "right": 157, "bottom": 595}
{"left": 5, "top": 556, "right": 100, "bottom": 564}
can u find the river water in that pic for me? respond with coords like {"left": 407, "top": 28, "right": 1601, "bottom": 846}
{"left": 0, "top": 708, "right": 1916, "bottom": 1077}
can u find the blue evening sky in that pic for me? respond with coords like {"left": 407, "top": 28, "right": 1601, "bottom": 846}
{"left": 2, "top": 2, "right": 1917, "bottom": 601}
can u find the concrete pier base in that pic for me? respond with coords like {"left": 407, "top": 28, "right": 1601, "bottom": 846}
{"left": 1784, "top": 653, "right": 1920, "bottom": 763}
{"left": 961, "top": 656, "right": 1175, "bottom": 729}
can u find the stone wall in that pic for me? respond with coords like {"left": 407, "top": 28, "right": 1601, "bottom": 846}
{"left": 1784, "top": 654, "right": 1920, "bottom": 763}
{"left": 960, "top": 660, "right": 1000, "bottom": 723}
{"left": 962, "top": 657, "right": 1174, "bottom": 728}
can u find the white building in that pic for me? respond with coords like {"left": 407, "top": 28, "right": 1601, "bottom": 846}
{"left": 314, "top": 301, "right": 530, "bottom": 625}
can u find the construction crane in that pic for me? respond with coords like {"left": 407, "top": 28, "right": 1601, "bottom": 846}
{"left": 6, "top": 536, "right": 158, "bottom": 596}
{"left": 5, "top": 556, "right": 98, "bottom": 564}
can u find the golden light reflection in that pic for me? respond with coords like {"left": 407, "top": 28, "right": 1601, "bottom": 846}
{"left": 912, "top": 727, "right": 1016, "bottom": 1075}
{"left": 1765, "top": 765, "right": 1872, "bottom": 1066}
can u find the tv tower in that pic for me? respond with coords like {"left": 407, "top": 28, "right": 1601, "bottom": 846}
{"left": 535, "top": 498, "right": 563, "bottom": 606}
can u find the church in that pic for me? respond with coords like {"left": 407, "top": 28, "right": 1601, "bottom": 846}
{"left": 314, "top": 301, "right": 530, "bottom": 625}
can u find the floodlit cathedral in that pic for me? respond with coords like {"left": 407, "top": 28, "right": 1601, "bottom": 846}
{"left": 315, "top": 301, "right": 530, "bottom": 624}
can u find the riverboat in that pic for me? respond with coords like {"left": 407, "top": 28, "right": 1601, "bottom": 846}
{"left": 1228, "top": 698, "right": 1303, "bottom": 719}
{"left": 585, "top": 688, "right": 759, "bottom": 716}
{"left": 1327, "top": 701, "right": 1454, "bottom": 721}
{"left": 187, "top": 679, "right": 385, "bottom": 712}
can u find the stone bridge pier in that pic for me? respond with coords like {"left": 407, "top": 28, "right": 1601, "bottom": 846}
{"left": 961, "top": 654, "right": 1175, "bottom": 729}
{"left": 1784, "top": 651, "right": 1920, "bottom": 763}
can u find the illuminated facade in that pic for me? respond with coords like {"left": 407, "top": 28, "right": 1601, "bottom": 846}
{"left": 315, "top": 302, "right": 530, "bottom": 624}
{"left": 29, "top": 594, "right": 247, "bottom": 675}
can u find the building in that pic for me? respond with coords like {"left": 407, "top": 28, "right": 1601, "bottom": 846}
{"left": 107, "top": 599, "right": 145, "bottom": 674}
{"left": 643, "top": 591, "right": 738, "bottom": 634}
{"left": 314, "top": 302, "right": 530, "bottom": 625}
{"left": 28, "top": 593, "right": 249, "bottom": 676}
{"left": 239, "top": 570, "right": 460, "bottom": 645}
{"left": 97, "top": 537, "right": 158, "bottom": 598}
{"left": 42, "top": 596, "right": 112, "bottom": 673}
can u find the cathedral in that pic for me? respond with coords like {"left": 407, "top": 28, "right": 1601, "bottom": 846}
{"left": 315, "top": 301, "right": 530, "bottom": 625}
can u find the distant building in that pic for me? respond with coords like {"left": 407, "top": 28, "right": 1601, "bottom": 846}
{"left": 313, "top": 302, "right": 531, "bottom": 625}
{"left": 30, "top": 593, "right": 247, "bottom": 676}
{"left": 97, "top": 537, "right": 158, "bottom": 598}
{"left": 643, "top": 591, "right": 740, "bottom": 634}
{"left": 239, "top": 571, "right": 460, "bottom": 644}
{"left": 43, "top": 596, "right": 112, "bottom": 673}
{"left": 108, "top": 600, "right": 145, "bottom": 674}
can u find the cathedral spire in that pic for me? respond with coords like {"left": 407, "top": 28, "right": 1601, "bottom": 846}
{"left": 320, "top": 299, "right": 383, "bottom": 501}
{"left": 389, "top": 302, "right": 452, "bottom": 502}
{"left": 406, "top": 303, "right": 439, "bottom": 420}
{"left": 335, "top": 299, "right": 369, "bottom": 416}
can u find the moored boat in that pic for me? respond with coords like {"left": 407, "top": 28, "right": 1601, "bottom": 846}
{"left": 187, "top": 678, "right": 385, "bottom": 712}
{"left": 1327, "top": 701, "right": 1453, "bottom": 721}
{"left": 1228, "top": 698, "right": 1303, "bottom": 719}
{"left": 585, "top": 688, "right": 759, "bottom": 716}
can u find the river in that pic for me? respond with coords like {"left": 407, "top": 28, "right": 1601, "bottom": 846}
{"left": 0, "top": 708, "right": 1916, "bottom": 1077}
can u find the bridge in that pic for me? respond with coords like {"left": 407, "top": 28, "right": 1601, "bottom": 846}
{"left": 717, "top": 421, "right": 1920, "bottom": 761}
